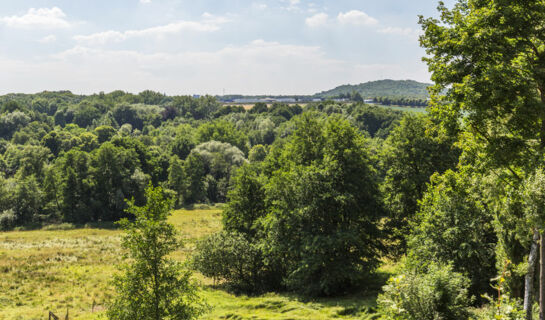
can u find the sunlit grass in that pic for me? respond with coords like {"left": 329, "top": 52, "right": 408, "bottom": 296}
{"left": 0, "top": 208, "right": 388, "bottom": 319}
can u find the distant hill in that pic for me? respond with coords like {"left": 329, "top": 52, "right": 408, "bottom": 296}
{"left": 315, "top": 79, "right": 432, "bottom": 99}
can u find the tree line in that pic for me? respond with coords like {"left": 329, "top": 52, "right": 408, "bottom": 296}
{"left": 0, "top": 92, "right": 404, "bottom": 230}
{"left": 372, "top": 96, "right": 428, "bottom": 107}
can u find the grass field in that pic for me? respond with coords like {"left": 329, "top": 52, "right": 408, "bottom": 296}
{"left": 372, "top": 104, "right": 427, "bottom": 113}
{"left": 0, "top": 209, "right": 389, "bottom": 320}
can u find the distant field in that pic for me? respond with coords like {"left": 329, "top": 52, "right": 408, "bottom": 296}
{"left": 0, "top": 209, "right": 389, "bottom": 320}
{"left": 224, "top": 103, "right": 308, "bottom": 110}
{"left": 373, "top": 104, "right": 427, "bottom": 113}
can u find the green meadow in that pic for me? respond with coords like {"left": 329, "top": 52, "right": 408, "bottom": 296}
{"left": 0, "top": 209, "right": 389, "bottom": 320}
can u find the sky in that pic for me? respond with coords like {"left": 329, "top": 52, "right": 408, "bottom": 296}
{"left": 0, "top": 0, "right": 455, "bottom": 95}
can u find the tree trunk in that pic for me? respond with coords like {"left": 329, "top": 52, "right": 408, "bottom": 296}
{"left": 539, "top": 232, "right": 545, "bottom": 320}
{"left": 525, "top": 230, "right": 540, "bottom": 320}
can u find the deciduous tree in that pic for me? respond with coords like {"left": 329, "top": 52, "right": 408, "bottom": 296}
{"left": 108, "top": 185, "right": 205, "bottom": 320}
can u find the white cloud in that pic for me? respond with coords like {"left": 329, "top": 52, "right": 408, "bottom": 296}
{"left": 337, "top": 10, "right": 378, "bottom": 26}
{"left": 307, "top": 2, "right": 320, "bottom": 13}
{"left": 305, "top": 13, "right": 328, "bottom": 27}
{"left": 252, "top": 3, "right": 268, "bottom": 10}
{"left": 36, "top": 40, "right": 346, "bottom": 94}
{"left": 74, "top": 14, "right": 229, "bottom": 45}
{"left": 38, "top": 35, "right": 57, "bottom": 43}
{"left": 140, "top": 0, "right": 152, "bottom": 3}
{"left": 0, "top": 39, "right": 430, "bottom": 95}
{"left": 0, "top": 7, "right": 71, "bottom": 29}
{"left": 379, "top": 27, "right": 421, "bottom": 39}
{"left": 282, "top": 0, "right": 301, "bottom": 12}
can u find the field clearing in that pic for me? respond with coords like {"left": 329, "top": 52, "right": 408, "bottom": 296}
{"left": 0, "top": 209, "right": 387, "bottom": 320}
{"left": 372, "top": 104, "right": 427, "bottom": 113}
{"left": 223, "top": 103, "right": 308, "bottom": 110}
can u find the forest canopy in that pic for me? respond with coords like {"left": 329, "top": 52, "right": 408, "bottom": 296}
{"left": 0, "top": 91, "right": 406, "bottom": 230}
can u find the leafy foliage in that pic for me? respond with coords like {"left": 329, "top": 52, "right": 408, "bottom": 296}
{"left": 194, "top": 113, "right": 384, "bottom": 296}
{"left": 108, "top": 185, "right": 205, "bottom": 320}
{"left": 407, "top": 169, "right": 497, "bottom": 299}
{"left": 222, "top": 163, "right": 266, "bottom": 238}
{"left": 377, "top": 263, "right": 472, "bottom": 320}
{"left": 419, "top": 0, "right": 545, "bottom": 312}
{"left": 192, "top": 231, "right": 266, "bottom": 292}
{"left": 381, "top": 114, "right": 459, "bottom": 255}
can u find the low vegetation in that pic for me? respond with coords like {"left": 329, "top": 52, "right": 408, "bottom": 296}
{"left": 0, "top": 208, "right": 391, "bottom": 319}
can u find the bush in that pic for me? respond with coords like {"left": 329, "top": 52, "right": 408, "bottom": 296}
{"left": 42, "top": 223, "right": 76, "bottom": 231}
{"left": 192, "top": 231, "right": 267, "bottom": 293}
{"left": 476, "top": 261, "right": 525, "bottom": 320}
{"left": 377, "top": 263, "right": 472, "bottom": 320}
{"left": 476, "top": 295, "right": 525, "bottom": 320}
{"left": 0, "top": 209, "right": 16, "bottom": 231}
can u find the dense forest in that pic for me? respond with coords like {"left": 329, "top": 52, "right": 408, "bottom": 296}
{"left": 0, "top": 92, "right": 405, "bottom": 230}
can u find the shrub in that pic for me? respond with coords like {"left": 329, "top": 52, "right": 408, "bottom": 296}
{"left": 0, "top": 209, "right": 16, "bottom": 231}
{"left": 42, "top": 223, "right": 76, "bottom": 231}
{"left": 377, "top": 263, "right": 472, "bottom": 320}
{"left": 476, "top": 295, "right": 525, "bottom": 320}
{"left": 476, "top": 261, "right": 525, "bottom": 320}
{"left": 192, "top": 231, "right": 267, "bottom": 293}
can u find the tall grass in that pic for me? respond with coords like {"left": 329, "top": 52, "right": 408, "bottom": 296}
{"left": 0, "top": 209, "right": 387, "bottom": 319}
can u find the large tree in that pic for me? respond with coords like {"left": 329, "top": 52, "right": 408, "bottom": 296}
{"left": 381, "top": 113, "right": 459, "bottom": 255}
{"left": 264, "top": 113, "right": 384, "bottom": 296}
{"left": 407, "top": 168, "right": 497, "bottom": 299}
{"left": 420, "top": 1, "right": 545, "bottom": 318}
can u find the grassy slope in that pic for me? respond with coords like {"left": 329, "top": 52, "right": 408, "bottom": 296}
{"left": 0, "top": 209, "right": 390, "bottom": 320}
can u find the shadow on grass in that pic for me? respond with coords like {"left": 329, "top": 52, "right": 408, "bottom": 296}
{"left": 36, "top": 221, "right": 119, "bottom": 231}
{"left": 202, "top": 268, "right": 393, "bottom": 318}
{"left": 178, "top": 203, "right": 225, "bottom": 210}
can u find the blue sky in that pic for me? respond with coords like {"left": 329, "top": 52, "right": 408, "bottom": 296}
{"left": 0, "top": 0, "right": 454, "bottom": 95}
